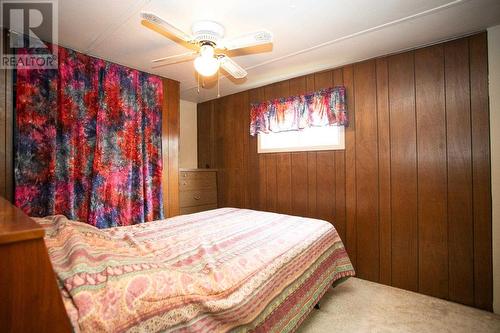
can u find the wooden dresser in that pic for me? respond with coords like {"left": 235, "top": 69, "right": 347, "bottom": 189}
{"left": 0, "top": 197, "right": 72, "bottom": 332}
{"left": 179, "top": 169, "right": 218, "bottom": 214}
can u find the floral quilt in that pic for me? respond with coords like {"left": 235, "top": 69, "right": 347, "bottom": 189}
{"left": 38, "top": 208, "right": 355, "bottom": 332}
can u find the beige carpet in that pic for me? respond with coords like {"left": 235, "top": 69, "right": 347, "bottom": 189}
{"left": 298, "top": 278, "right": 500, "bottom": 333}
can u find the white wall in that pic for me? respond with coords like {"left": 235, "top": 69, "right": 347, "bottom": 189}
{"left": 179, "top": 100, "right": 198, "bottom": 169}
{"left": 489, "top": 25, "right": 500, "bottom": 314}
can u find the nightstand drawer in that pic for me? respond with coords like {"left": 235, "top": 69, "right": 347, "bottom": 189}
{"left": 179, "top": 189, "right": 217, "bottom": 207}
{"left": 180, "top": 170, "right": 216, "bottom": 181}
{"left": 179, "top": 175, "right": 216, "bottom": 191}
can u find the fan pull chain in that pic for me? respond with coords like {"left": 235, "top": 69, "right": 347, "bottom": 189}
{"left": 197, "top": 72, "right": 200, "bottom": 94}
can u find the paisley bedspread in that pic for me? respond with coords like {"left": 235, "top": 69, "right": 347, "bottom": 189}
{"left": 38, "top": 208, "right": 355, "bottom": 332}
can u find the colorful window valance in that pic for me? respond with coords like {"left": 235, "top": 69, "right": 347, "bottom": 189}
{"left": 250, "top": 86, "right": 347, "bottom": 136}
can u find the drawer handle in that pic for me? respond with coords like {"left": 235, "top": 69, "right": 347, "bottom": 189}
{"left": 193, "top": 195, "right": 201, "bottom": 200}
{"left": 182, "top": 182, "right": 187, "bottom": 185}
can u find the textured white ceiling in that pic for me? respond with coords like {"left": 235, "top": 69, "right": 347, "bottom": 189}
{"left": 55, "top": 0, "right": 500, "bottom": 102}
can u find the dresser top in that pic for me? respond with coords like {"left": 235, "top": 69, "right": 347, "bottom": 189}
{"left": 0, "top": 197, "right": 44, "bottom": 245}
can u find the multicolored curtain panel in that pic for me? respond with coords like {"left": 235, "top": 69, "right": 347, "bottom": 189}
{"left": 15, "top": 46, "right": 164, "bottom": 228}
{"left": 250, "top": 86, "right": 347, "bottom": 136}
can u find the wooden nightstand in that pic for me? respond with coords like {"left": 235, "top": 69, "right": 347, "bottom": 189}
{"left": 179, "top": 169, "right": 218, "bottom": 214}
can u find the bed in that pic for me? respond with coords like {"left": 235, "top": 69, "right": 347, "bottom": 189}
{"left": 37, "top": 208, "right": 355, "bottom": 332}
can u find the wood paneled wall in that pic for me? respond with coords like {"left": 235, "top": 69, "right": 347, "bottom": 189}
{"left": 0, "top": 69, "right": 13, "bottom": 202}
{"left": 197, "top": 33, "right": 492, "bottom": 310}
{"left": 162, "top": 78, "right": 181, "bottom": 217}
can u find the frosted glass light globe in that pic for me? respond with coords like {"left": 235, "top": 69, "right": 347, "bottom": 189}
{"left": 194, "top": 55, "right": 219, "bottom": 77}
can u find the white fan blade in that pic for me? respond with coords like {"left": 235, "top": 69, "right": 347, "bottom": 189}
{"left": 152, "top": 51, "right": 197, "bottom": 65}
{"left": 222, "top": 30, "right": 273, "bottom": 50}
{"left": 140, "top": 12, "right": 194, "bottom": 42}
{"left": 219, "top": 55, "right": 247, "bottom": 79}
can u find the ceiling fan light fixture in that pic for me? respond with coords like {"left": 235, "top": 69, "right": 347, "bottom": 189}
{"left": 142, "top": 13, "right": 273, "bottom": 81}
{"left": 199, "top": 44, "right": 215, "bottom": 58}
{"left": 194, "top": 54, "right": 219, "bottom": 77}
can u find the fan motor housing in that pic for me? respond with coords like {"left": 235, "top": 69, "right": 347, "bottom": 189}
{"left": 191, "top": 20, "right": 225, "bottom": 46}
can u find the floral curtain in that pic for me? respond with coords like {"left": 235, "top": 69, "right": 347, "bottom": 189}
{"left": 15, "top": 46, "right": 164, "bottom": 228}
{"left": 250, "top": 86, "right": 347, "bottom": 136}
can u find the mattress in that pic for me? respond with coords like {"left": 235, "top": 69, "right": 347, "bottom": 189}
{"left": 37, "top": 208, "right": 355, "bottom": 332}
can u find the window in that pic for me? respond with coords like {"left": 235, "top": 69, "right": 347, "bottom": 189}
{"left": 257, "top": 126, "right": 345, "bottom": 153}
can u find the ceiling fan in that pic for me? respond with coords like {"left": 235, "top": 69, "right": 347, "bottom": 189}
{"left": 140, "top": 12, "right": 273, "bottom": 79}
